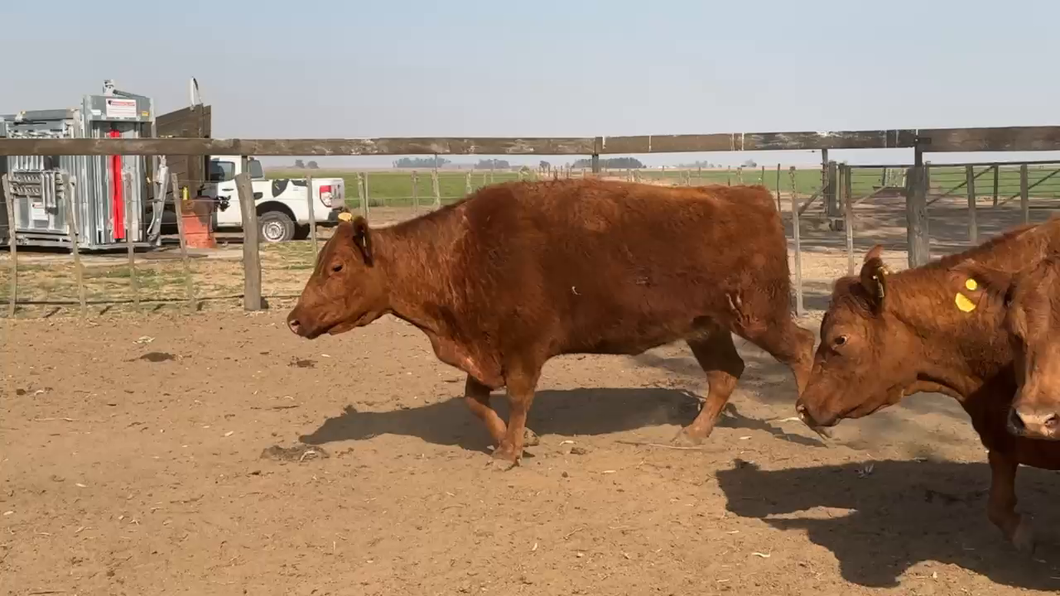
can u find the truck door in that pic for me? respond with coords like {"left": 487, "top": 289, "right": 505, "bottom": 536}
{"left": 210, "top": 158, "right": 242, "bottom": 227}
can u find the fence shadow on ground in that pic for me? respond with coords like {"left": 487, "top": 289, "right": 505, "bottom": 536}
{"left": 717, "top": 458, "right": 1060, "bottom": 590}
{"left": 297, "top": 386, "right": 819, "bottom": 453}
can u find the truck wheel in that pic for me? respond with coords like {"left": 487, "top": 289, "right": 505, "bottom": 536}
{"left": 258, "top": 210, "right": 295, "bottom": 243}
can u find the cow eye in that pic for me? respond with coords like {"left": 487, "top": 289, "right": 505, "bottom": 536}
{"left": 834, "top": 335, "right": 848, "bottom": 347}
{"left": 331, "top": 263, "right": 343, "bottom": 273}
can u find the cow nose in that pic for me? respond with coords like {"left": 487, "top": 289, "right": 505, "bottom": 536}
{"left": 287, "top": 317, "right": 301, "bottom": 335}
{"left": 1010, "top": 405, "right": 1060, "bottom": 438}
{"left": 795, "top": 400, "right": 814, "bottom": 425}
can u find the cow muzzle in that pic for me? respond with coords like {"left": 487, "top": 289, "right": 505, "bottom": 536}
{"left": 794, "top": 400, "right": 836, "bottom": 439}
{"left": 286, "top": 307, "right": 311, "bottom": 338}
{"left": 1008, "top": 404, "right": 1060, "bottom": 440}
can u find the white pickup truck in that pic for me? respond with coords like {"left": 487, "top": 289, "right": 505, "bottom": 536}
{"left": 206, "top": 155, "right": 347, "bottom": 242}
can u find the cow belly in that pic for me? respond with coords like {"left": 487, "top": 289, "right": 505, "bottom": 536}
{"left": 559, "top": 314, "right": 701, "bottom": 356}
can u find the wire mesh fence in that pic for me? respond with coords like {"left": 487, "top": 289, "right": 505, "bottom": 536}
{"left": 778, "top": 161, "right": 1060, "bottom": 315}
{"left": 3, "top": 160, "right": 1055, "bottom": 321}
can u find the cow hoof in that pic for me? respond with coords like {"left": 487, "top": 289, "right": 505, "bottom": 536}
{"left": 671, "top": 428, "right": 707, "bottom": 447}
{"left": 523, "top": 428, "right": 540, "bottom": 447}
{"left": 1012, "top": 520, "right": 1036, "bottom": 554}
{"left": 488, "top": 453, "right": 519, "bottom": 472}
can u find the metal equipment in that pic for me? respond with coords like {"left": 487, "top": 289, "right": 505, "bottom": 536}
{"left": 1, "top": 80, "right": 160, "bottom": 251}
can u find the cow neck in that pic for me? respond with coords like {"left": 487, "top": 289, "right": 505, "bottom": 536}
{"left": 883, "top": 264, "right": 1014, "bottom": 401}
{"left": 372, "top": 220, "right": 461, "bottom": 339}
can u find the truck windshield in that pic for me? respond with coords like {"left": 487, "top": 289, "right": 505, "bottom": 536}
{"left": 209, "top": 161, "right": 235, "bottom": 182}
{"left": 249, "top": 160, "right": 265, "bottom": 179}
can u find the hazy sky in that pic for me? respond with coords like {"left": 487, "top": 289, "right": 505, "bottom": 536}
{"left": 4, "top": 0, "right": 1059, "bottom": 168}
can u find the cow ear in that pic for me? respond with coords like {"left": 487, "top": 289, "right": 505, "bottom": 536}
{"left": 858, "top": 245, "right": 889, "bottom": 310}
{"left": 949, "top": 259, "right": 1015, "bottom": 312}
{"left": 351, "top": 216, "right": 373, "bottom": 266}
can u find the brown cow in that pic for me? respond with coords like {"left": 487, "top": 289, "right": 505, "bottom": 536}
{"left": 793, "top": 217, "right": 1060, "bottom": 553}
{"left": 286, "top": 178, "right": 814, "bottom": 467}
{"left": 949, "top": 250, "right": 1060, "bottom": 440}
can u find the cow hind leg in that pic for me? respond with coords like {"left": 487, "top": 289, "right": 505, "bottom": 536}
{"left": 673, "top": 329, "right": 746, "bottom": 446}
{"left": 987, "top": 449, "right": 1035, "bottom": 554}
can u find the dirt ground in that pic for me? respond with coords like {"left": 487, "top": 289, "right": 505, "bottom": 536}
{"left": 2, "top": 191, "right": 1060, "bottom": 595}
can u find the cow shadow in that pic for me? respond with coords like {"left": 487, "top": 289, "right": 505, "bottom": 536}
{"left": 717, "top": 459, "right": 1060, "bottom": 590}
{"left": 299, "top": 387, "right": 822, "bottom": 452}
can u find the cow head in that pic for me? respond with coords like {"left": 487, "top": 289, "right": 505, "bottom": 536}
{"left": 286, "top": 216, "right": 389, "bottom": 339}
{"left": 795, "top": 246, "right": 923, "bottom": 428}
{"left": 952, "top": 254, "right": 1060, "bottom": 440}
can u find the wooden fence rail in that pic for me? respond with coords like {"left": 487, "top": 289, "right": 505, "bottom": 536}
{"left": 3, "top": 125, "right": 1060, "bottom": 157}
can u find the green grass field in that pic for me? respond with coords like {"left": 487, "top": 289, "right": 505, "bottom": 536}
{"left": 266, "top": 164, "right": 1060, "bottom": 211}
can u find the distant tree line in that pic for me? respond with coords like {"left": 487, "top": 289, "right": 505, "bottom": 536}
{"left": 475, "top": 159, "right": 510, "bottom": 169}
{"left": 292, "top": 159, "right": 319, "bottom": 169}
{"left": 570, "top": 157, "right": 644, "bottom": 169}
{"left": 393, "top": 157, "right": 452, "bottom": 168}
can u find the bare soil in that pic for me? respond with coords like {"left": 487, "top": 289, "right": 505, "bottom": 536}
{"left": 2, "top": 191, "right": 1059, "bottom": 595}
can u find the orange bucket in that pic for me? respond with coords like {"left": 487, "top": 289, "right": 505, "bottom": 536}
{"left": 180, "top": 197, "right": 217, "bottom": 249}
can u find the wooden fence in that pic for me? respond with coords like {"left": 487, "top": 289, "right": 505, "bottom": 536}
{"left": 4, "top": 125, "right": 1060, "bottom": 317}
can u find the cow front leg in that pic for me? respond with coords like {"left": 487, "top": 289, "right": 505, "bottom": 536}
{"left": 463, "top": 376, "right": 507, "bottom": 448}
{"left": 491, "top": 366, "right": 542, "bottom": 469}
{"left": 462, "top": 375, "right": 540, "bottom": 451}
{"left": 987, "top": 449, "right": 1034, "bottom": 553}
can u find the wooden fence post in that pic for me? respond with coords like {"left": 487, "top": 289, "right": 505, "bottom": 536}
{"left": 824, "top": 160, "right": 839, "bottom": 217}
{"left": 362, "top": 172, "right": 371, "bottom": 219}
{"left": 465, "top": 171, "right": 472, "bottom": 195}
{"left": 842, "top": 165, "right": 855, "bottom": 275}
{"left": 169, "top": 173, "right": 196, "bottom": 312}
{"left": 789, "top": 167, "right": 804, "bottom": 316}
{"left": 412, "top": 171, "right": 420, "bottom": 213}
{"left": 992, "top": 164, "right": 1000, "bottom": 207}
{"left": 3, "top": 174, "right": 17, "bottom": 317}
{"left": 62, "top": 173, "right": 87, "bottom": 318}
{"left": 354, "top": 172, "right": 363, "bottom": 216}
{"left": 965, "top": 165, "right": 978, "bottom": 245}
{"left": 236, "top": 171, "right": 262, "bottom": 311}
{"left": 123, "top": 172, "right": 140, "bottom": 311}
{"left": 1020, "top": 164, "right": 1030, "bottom": 224}
{"left": 305, "top": 175, "right": 318, "bottom": 260}
{"left": 432, "top": 168, "right": 441, "bottom": 209}
{"left": 774, "top": 164, "right": 782, "bottom": 210}
{"left": 905, "top": 162, "right": 930, "bottom": 268}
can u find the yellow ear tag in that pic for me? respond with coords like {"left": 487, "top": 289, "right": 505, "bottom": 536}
{"left": 965, "top": 278, "right": 978, "bottom": 291}
{"left": 338, "top": 212, "right": 353, "bottom": 222}
{"left": 955, "top": 292, "right": 976, "bottom": 312}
